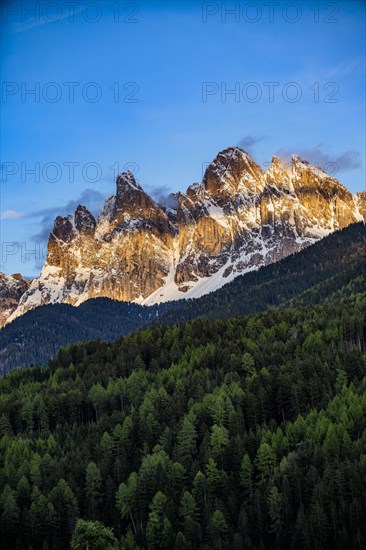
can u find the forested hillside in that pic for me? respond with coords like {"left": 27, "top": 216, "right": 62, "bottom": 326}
{"left": 1, "top": 222, "right": 365, "bottom": 375}
{"left": 0, "top": 300, "right": 179, "bottom": 376}
{"left": 1, "top": 293, "right": 365, "bottom": 549}
{"left": 288, "top": 256, "right": 366, "bottom": 307}
{"left": 157, "top": 222, "right": 366, "bottom": 324}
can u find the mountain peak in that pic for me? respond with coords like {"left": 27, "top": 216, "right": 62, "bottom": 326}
{"left": 0, "top": 272, "right": 31, "bottom": 327}
{"left": 115, "top": 171, "right": 145, "bottom": 207}
{"left": 74, "top": 205, "right": 96, "bottom": 235}
{"left": 206, "top": 145, "right": 254, "bottom": 170}
{"left": 291, "top": 154, "right": 308, "bottom": 164}
{"left": 3, "top": 145, "right": 365, "bottom": 327}
{"left": 221, "top": 145, "right": 250, "bottom": 156}
{"left": 271, "top": 155, "right": 285, "bottom": 165}
{"left": 115, "top": 171, "right": 154, "bottom": 215}
{"left": 52, "top": 214, "right": 75, "bottom": 243}
{"left": 107, "top": 172, "right": 175, "bottom": 242}
{"left": 267, "top": 156, "right": 292, "bottom": 188}
{"left": 291, "top": 154, "right": 339, "bottom": 182}
{"left": 203, "top": 146, "right": 264, "bottom": 200}
{"left": 116, "top": 171, "right": 143, "bottom": 195}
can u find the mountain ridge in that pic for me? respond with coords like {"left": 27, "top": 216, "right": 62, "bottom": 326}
{"left": 1, "top": 146, "right": 365, "bottom": 326}
{"left": 1, "top": 222, "right": 365, "bottom": 374}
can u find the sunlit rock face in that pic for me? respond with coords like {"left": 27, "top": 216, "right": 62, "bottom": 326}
{"left": 174, "top": 148, "right": 364, "bottom": 286}
{"left": 0, "top": 273, "right": 31, "bottom": 327}
{"left": 9, "top": 172, "right": 175, "bottom": 320}
{"left": 4, "top": 147, "right": 365, "bottom": 325}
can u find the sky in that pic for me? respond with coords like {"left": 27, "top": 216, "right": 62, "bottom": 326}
{"left": 1, "top": 0, "right": 365, "bottom": 276}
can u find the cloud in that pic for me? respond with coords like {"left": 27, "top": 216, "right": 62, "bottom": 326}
{"left": 327, "top": 57, "right": 364, "bottom": 78}
{"left": 158, "top": 193, "right": 179, "bottom": 210}
{"left": 30, "top": 188, "right": 106, "bottom": 242}
{"left": 144, "top": 184, "right": 179, "bottom": 209}
{"left": 276, "top": 145, "right": 362, "bottom": 174}
{"left": 237, "top": 135, "right": 267, "bottom": 153}
{"left": 31, "top": 222, "right": 56, "bottom": 243}
{"left": 0, "top": 210, "right": 26, "bottom": 220}
{"left": 33, "top": 188, "right": 105, "bottom": 219}
{"left": 147, "top": 184, "right": 171, "bottom": 200}
{"left": 333, "top": 151, "right": 362, "bottom": 171}
{"left": 11, "top": 5, "right": 85, "bottom": 34}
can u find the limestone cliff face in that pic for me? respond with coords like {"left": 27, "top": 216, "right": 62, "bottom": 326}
{"left": 355, "top": 192, "right": 366, "bottom": 219}
{"left": 3, "top": 148, "right": 366, "bottom": 324}
{"left": 0, "top": 273, "right": 31, "bottom": 327}
{"left": 9, "top": 172, "right": 175, "bottom": 319}
{"left": 174, "top": 148, "right": 365, "bottom": 287}
{"left": 175, "top": 149, "right": 266, "bottom": 286}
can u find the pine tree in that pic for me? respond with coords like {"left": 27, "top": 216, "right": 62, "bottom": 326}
{"left": 71, "top": 519, "right": 117, "bottom": 550}
{"left": 210, "top": 424, "right": 229, "bottom": 466}
{"left": 255, "top": 442, "right": 276, "bottom": 484}
{"left": 267, "top": 485, "right": 283, "bottom": 539}
{"left": 209, "top": 509, "right": 228, "bottom": 550}
{"left": 174, "top": 414, "right": 197, "bottom": 467}
{"left": 239, "top": 453, "right": 253, "bottom": 499}
{"left": 85, "top": 462, "right": 102, "bottom": 520}
{"left": 146, "top": 492, "right": 173, "bottom": 549}
{"left": 0, "top": 484, "right": 20, "bottom": 547}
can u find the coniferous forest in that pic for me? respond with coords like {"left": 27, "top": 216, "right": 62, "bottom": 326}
{"left": 1, "top": 223, "right": 365, "bottom": 375}
{"left": 2, "top": 1, "right": 366, "bottom": 548}
{"left": 1, "top": 286, "right": 365, "bottom": 548}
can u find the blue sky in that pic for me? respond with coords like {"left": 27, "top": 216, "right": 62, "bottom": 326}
{"left": 1, "top": 0, "right": 365, "bottom": 276}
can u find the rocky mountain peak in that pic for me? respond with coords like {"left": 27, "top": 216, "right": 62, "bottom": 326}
{"left": 203, "top": 146, "right": 265, "bottom": 202}
{"left": 2, "top": 145, "right": 365, "bottom": 327}
{"left": 0, "top": 272, "right": 31, "bottom": 327}
{"left": 52, "top": 214, "right": 75, "bottom": 243}
{"left": 116, "top": 171, "right": 143, "bottom": 196}
{"left": 291, "top": 155, "right": 328, "bottom": 180}
{"left": 115, "top": 171, "right": 161, "bottom": 219}
{"left": 267, "top": 156, "right": 292, "bottom": 189}
{"left": 271, "top": 155, "right": 282, "bottom": 164}
{"left": 74, "top": 205, "right": 96, "bottom": 235}
{"left": 52, "top": 206, "right": 96, "bottom": 244}
{"left": 290, "top": 154, "right": 353, "bottom": 203}
{"left": 108, "top": 172, "right": 173, "bottom": 242}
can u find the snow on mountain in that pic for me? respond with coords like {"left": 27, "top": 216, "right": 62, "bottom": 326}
{"left": 0, "top": 273, "right": 31, "bottom": 327}
{"left": 2, "top": 146, "right": 365, "bottom": 326}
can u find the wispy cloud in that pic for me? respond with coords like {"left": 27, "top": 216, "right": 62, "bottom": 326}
{"left": 237, "top": 135, "right": 267, "bottom": 154}
{"left": 0, "top": 210, "right": 26, "bottom": 220}
{"left": 276, "top": 144, "right": 362, "bottom": 173}
{"left": 30, "top": 188, "right": 106, "bottom": 241}
{"left": 12, "top": 5, "right": 85, "bottom": 34}
{"left": 142, "top": 184, "right": 179, "bottom": 209}
{"left": 326, "top": 57, "right": 365, "bottom": 78}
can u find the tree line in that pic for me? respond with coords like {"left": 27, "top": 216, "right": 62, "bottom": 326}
{"left": 0, "top": 292, "right": 365, "bottom": 549}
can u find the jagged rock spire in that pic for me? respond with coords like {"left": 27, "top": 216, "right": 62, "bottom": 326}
{"left": 75, "top": 205, "right": 96, "bottom": 235}
{"left": 3, "top": 146, "right": 366, "bottom": 326}
{"left": 203, "top": 146, "right": 265, "bottom": 201}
